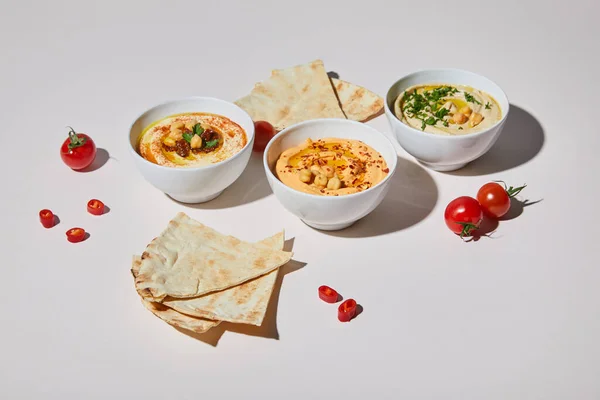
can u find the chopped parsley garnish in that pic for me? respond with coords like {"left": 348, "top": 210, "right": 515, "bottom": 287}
{"left": 193, "top": 123, "right": 204, "bottom": 135}
{"left": 401, "top": 86, "right": 458, "bottom": 130}
{"left": 204, "top": 139, "right": 219, "bottom": 148}
{"left": 485, "top": 102, "right": 492, "bottom": 109}
{"left": 464, "top": 92, "right": 482, "bottom": 105}
{"left": 182, "top": 133, "right": 194, "bottom": 143}
{"left": 458, "top": 127, "right": 463, "bottom": 130}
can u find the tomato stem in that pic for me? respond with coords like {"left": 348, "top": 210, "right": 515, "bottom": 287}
{"left": 66, "top": 126, "right": 86, "bottom": 150}
{"left": 493, "top": 180, "right": 527, "bottom": 198}
{"left": 456, "top": 222, "right": 479, "bottom": 238}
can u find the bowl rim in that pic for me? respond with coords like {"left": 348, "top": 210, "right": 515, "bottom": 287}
{"left": 262, "top": 118, "right": 398, "bottom": 200}
{"left": 128, "top": 96, "right": 255, "bottom": 172}
{"left": 384, "top": 68, "right": 510, "bottom": 141}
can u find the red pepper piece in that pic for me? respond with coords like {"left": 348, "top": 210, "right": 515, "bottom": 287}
{"left": 66, "top": 227, "right": 86, "bottom": 243}
{"left": 338, "top": 299, "right": 357, "bottom": 322}
{"left": 39, "top": 209, "right": 55, "bottom": 228}
{"left": 87, "top": 199, "right": 105, "bottom": 215}
{"left": 318, "top": 285, "right": 339, "bottom": 303}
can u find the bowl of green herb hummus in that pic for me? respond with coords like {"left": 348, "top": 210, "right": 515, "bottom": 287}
{"left": 384, "top": 69, "right": 509, "bottom": 171}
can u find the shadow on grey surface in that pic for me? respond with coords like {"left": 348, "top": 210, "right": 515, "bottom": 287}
{"left": 79, "top": 148, "right": 110, "bottom": 172}
{"left": 168, "top": 152, "right": 272, "bottom": 209}
{"left": 320, "top": 156, "right": 438, "bottom": 238}
{"left": 445, "top": 105, "right": 545, "bottom": 176}
{"left": 500, "top": 198, "right": 543, "bottom": 221}
{"left": 176, "top": 238, "right": 305, "bottom": 347}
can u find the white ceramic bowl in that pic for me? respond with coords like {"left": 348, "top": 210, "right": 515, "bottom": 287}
{"left": 128, "top": 97, "right": 255, "bottom": 203}
{"left": 384, "top": 69, "right": 509, "bottom": 171}
{"left": 263, "top": 118, "right": 398, "bottom": 231}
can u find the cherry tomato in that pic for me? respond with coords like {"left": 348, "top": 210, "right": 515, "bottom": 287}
{"left": 338, "top": 299, "right": 357, "bottom": 322}
{"left": 39, "top": 209, "right": 55, "bottom": 228}
{"left": 60, "top": 126, "right": 96, "bottom": 170}
{"left": 444, "top": 196, "right": 483, "bottom": 237}
{"left": 318, "top": 285, "right": 339, "bottom": 303}
{"left": 87, "top": 199, "right": 105, "bottom": 215}
{"left": 252, "top": 121, "right": 276, "bottom": 152}
{"left": 477, "top": 181, "right": 527, "bottom": 219}
{"left": 66, "top": 227, "right": 86, "bottom": 243}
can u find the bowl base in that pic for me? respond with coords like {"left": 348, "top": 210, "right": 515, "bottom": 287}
{"left": 302, "top": 219, "right": 356, "bottom": 231}
{"left": 418, "top": 160, "right": 468, "bottom": 172}
{"left": 168, "top": 190, "right": 224, "bottom": 204}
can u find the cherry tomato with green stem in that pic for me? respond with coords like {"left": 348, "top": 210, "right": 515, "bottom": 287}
{"left": 477, "top": 181, "right": 527, "bottom": 218}
{"left": 60, "top": 126, "right": 96, "bottom": 170}
{"left": 444, "top": 196, "right": 483, "bottom": 238}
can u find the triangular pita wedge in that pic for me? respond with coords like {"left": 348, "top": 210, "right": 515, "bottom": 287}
{"left": 161, "top": 232, "right": 284, "bottom": 326}
{"left": 330, "top": 78, "right": 384, "bottom": 122}
{"left": 131, "top": 259, "right": 220, "bottom": 334}
{"left": 134, "top": 212, "right": 293, "bottom": 302}
{"left": 234, "top": 59, "right": 346, "bottom": 132}
{"left": 140, "top": 299, "right": 220, "bottom": 334}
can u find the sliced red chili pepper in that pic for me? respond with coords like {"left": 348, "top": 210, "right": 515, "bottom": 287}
{"left": 66, "top": 227, "right": 86, "bottom": 243}
{"left": 39, "top": 209, "right": 55, "bottom": 228}
{"left": 318, "top": 285, "right": 339, "bottom": 303}
{"left": 87, "top": 199, "right": 105, "bottom": 215}
{"left": 338, "top": 299, "right": 357, "bottom": 322}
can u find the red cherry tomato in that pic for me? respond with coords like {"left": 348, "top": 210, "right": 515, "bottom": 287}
{"left": 338, "top": 299, "right": 357, "bottom": 322}
{"left": 39, "top": 209, "right": 55, "bottom": 228}
{"left": 66, "top": 227, "right": 86, "bottom": 243}
{"left": 60, "top": 126, "right": 96, "bottom": 170}
{"left": 252, "top": 121, "right": 276, "bottom": 152}
{"left": 318, "top": 285, "right": 339, "bottom": 303}
{"left": 477, "top": 181, "right": 527, "bottom": 219}
{"left": 444, "top": 196, "right": 483, "bottom": 237}
{"left": 87, "top": 199, "right": 105, "bottom": 215}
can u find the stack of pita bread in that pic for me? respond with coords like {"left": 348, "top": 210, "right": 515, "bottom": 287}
{"left": 131, "top": 212, "right": 293, "bottom": 334}
{"left": 234, "top": 59, "right": 384, "bottom": 132}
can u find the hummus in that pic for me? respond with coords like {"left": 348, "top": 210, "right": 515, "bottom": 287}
{"left": 394, "top": 84, "right": 501, "bottom": 135}
{"left": 275, "top": 138, "right": 389, "bottom": 196}
{"left": 138, "top": 112, "right": 247, "bottom": 167}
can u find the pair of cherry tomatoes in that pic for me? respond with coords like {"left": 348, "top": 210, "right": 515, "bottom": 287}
{"left": 444, "top": 181, "right": 526, "bottom": 237}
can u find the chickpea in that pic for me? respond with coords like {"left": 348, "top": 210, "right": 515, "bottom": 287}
{"left": 185, "top": 121, "right": 196, "bottom": 131}
{"left": 299, "top": 169, "right": 312, "bottom": 183}
{"left": 442, "top": 101, "right": 458, "bottom": 114}
{"left": 327, "top": 176, "right": 342, "bottom": 190}
{"left": 452, "top": 113, "right": 468, "bottom": 124}
{"left": 469, "top": 112, "right": 484, "bottom": 127}
{"left": 190, "top": 134, "right": 202, "bottom": 149}
{"left": 459, "top": 106, "right": 472, "bottom": 116}
{"left": 321, "top": 165, "right": 335, "bottom": 178}
{"left": 310, "top": 165, "right": 322, "bottom": 176}
{"left": 314, "top": 174, "right": 328, "bottom": 187}
{"left": 163, "top": 137, "right": 176, "bottom": 147}
{"left": 169, "top": 129, "right": 183, "bottom": 140}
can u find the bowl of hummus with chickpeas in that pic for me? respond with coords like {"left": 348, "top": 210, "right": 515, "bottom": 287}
{"left": 129, "top": 97, "right": 255, "bottom": 203}
{"left": 385, "top": 69, "right": 509, "bottom": 171}
{"left": 263, "top": 118, "right": 397, "bottom": 231}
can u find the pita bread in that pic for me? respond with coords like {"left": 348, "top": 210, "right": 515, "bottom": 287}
{"left": 131, "top": 258, "right": 220, "bottom": 334}
{"left": 162, "top": 232, "right": 284, "bottom": 326}
{"left": 140, "top": 299, "right": 220, "bottom": 334}
{"left": 134, "top": 212, "right": 293, "bottom": 302}
{"left": 330, "top": 78, "right": 384, "bottom": 122}
{"left": 234, "top": 59, "right": 346, "bottom": 132}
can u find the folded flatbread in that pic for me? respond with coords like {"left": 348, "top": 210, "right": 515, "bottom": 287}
{"left": 330, "top": 78, "right": 384, "bottom": 122}
{"left": 131, "top": 258, "right": 220, "bottom": 334}
{"left": 134, "top": 212, "right": 293, "bottom": 302}
{"left": 234, "top": 59, "right": 346, "bottom": 132}
{"left": 140, "top": 299, "right": 220, "bottom": 334}
{"left": 158, "top": 232, "right": 283, "bottom": 326}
